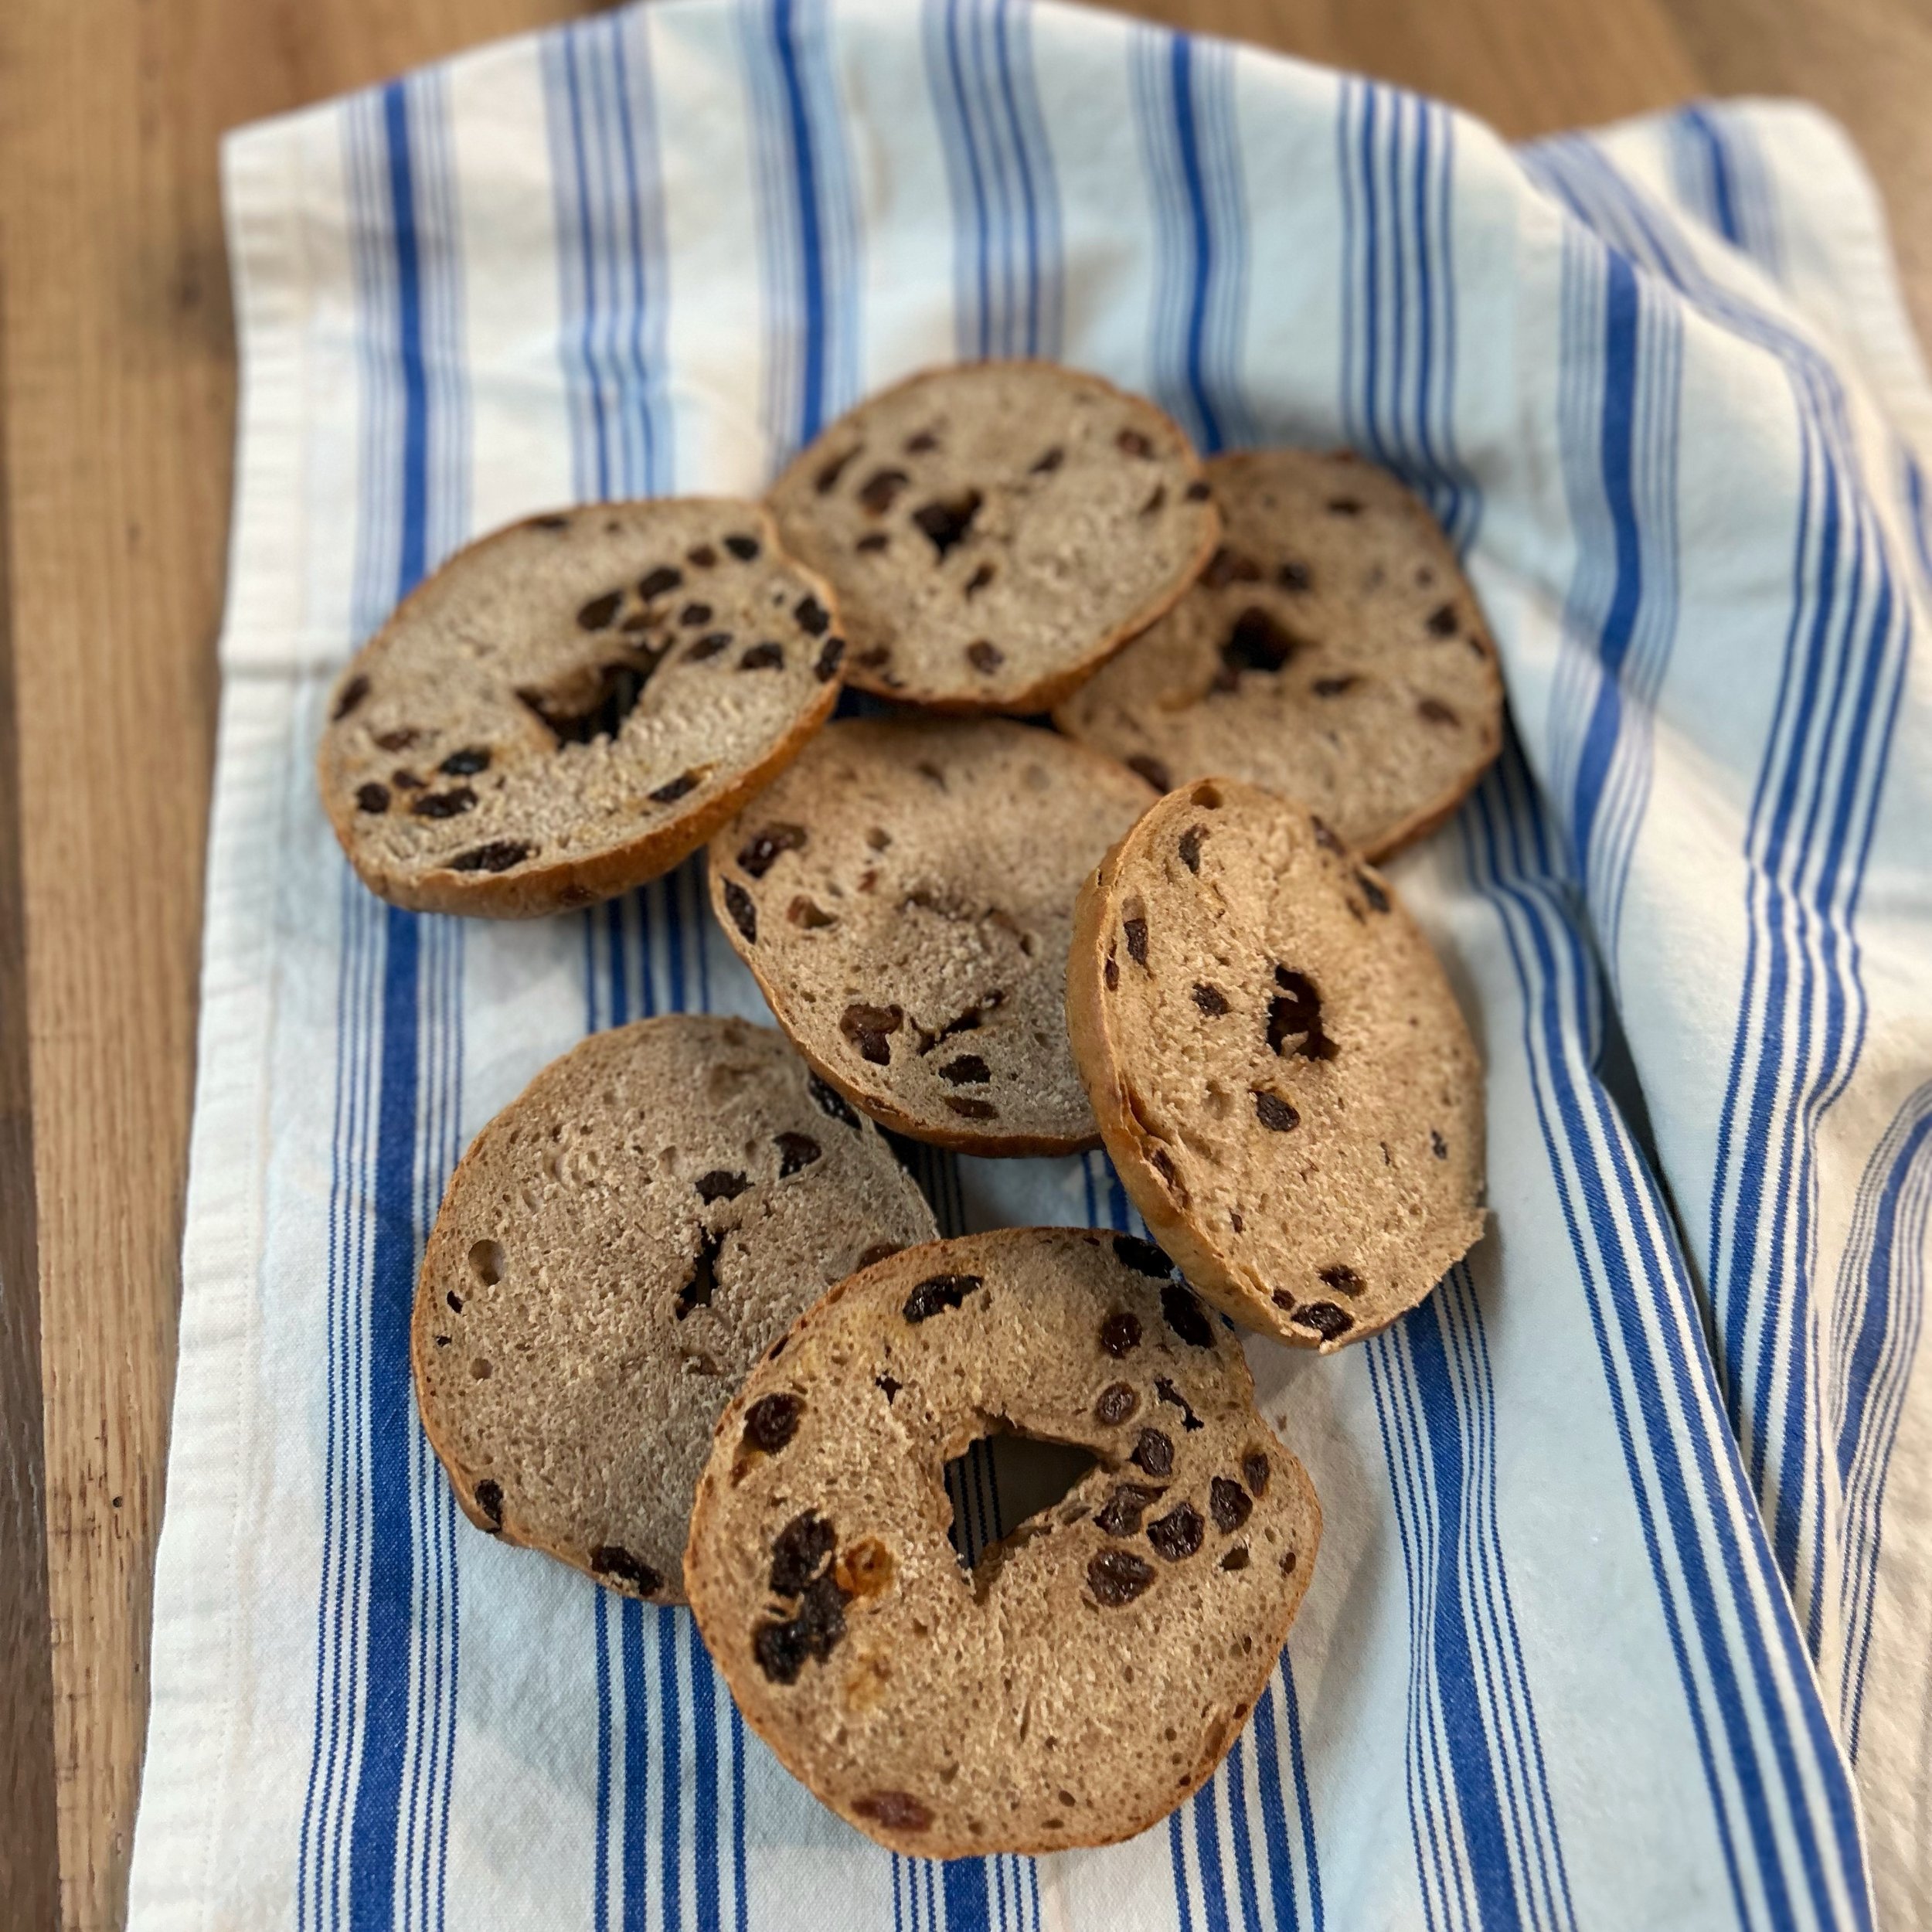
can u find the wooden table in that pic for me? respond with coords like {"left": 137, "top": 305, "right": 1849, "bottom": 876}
{"left": 2, "top": 0, "right": 1926, "bottom": 1923}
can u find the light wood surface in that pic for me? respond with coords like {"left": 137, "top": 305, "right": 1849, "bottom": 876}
{"left": 1, "top": 0, "right": 1926, "bottom": 1926}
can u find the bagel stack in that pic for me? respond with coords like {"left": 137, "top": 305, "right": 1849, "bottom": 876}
{"left": 372, "top": 359, "right": 1502, "bottom": 1860}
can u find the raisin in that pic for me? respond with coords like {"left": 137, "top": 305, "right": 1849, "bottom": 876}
{"left": 474, "top": 1479, "right": 503, "bottom": 1529}
{"left": 440, "top": 747, "right": 491, "bottom": 776}
{"left": 775, "top": 1131, "right": 821, "bottom": 1176}
{"left": 1131, "top": 1428, "right": 1174, "bottom": 1477}
{"left": 743, "top": 1392, "right": 803, "bottom": 1454}
{"left": 695, "top": 1169, "right": 750, "bottom": 1203}
{"left": 1094, "top": 1381, "right": 1139, "bottom": 1426}
{"left": 1123, "top": 917, "right": 1148, "bottom": 966}
{"left": 795, "top": 594, "right": 831, "bottom": 635}
{"left": 1148, "top": 1145, "right": 1179, "bottom": 1186}
{"left": 590, "top": 1545, "right": 665, "bottom": 1595}
{"left": 808, "top": 1073, "right": 861, "bottom": 1130}
{"left": 1242, "top": 1451, "right": 1270, "bottom": 1497}
{"left": 519, "top": 661, "right": 653, "bottom": 743}
{"left": 964, "top": 563, "right": 995, "bottom": 597}
{"left": 739, "top": 641, "right": 786, "bottom": 671}
{"left": 687, "top": 631, "right": 733, "bottom": 662}
{"left": 1104, "top": 957, "right": 1119, "bottom": 991}
{"left": 411, "top": 787, "right": 477, "bottom": 818}
{"left": 770, "top": 1510, "right": 836, "bottom": 1594}
{"left": 1327, "top": 497, "right": 1362, "bottom": 515}
{"left": 1268, "top": 968, "right": 1337, "bottom": 1061}
{"left": 1161, "top": 1282, "right": 1214, "bottom": 1349}
{"left": 1320, "top": 1264, "right": 1362, "bottom": 1295}
{"left": 815, "top": 446, "right": 860, "bottom": 493}
{"left": 675, "top": 1228, "right": 726, "bottom": 1318}
{"left": 1217, "top": 606, "right": 1301, "bottom": 683}
{"left": 650, "top": 771, "right": 701, "bottom": 804}
{"left": 1313, "top": 676, "right": 1359, "bottom": 697}
{"left": 905, "top": 428, "right": 940, "bottom": 453}
{"left": 857, "top": 468, "right": 910, "bottom": 515}
{"left": 638, "top": 566, "right": 682, "bottom": 600}
{"left": 1100, "top": 1311, "right": 1144, "bottom": 1358}
{"left": 1116, "top": 428, "right": 1155, "bottom": 457}
{"left": 1141, "top": 485, "right": 1167, "bottom": 516}
{"left": 1094, "top": 1482, "right": 1165, "bottom": 1536}
{"left": 1178, "top": 825, "right": 1206, "bottom": 872}
{"left": 1192, "top": 984, "right": 1229, "bottom": 1017}
{"left": 451, "top": 841, "right": 532, "bottom": 874}
{"left": 938, "top": 1055, "right": 990, "bottom": 1087}
{"left": 1296, "top": 1301, "right": 1353, "bottom": 1342}
{"left": 577, "top": 590, "right": 622, "bottom": 630}
{"left": 1431, "top": 1129, "right": 1448, "bottom": 1158}
{"left": 680, "top": 602, "right": 714, "bottom": 626}
{"left": 1112, "top": 1237, "right": 1171, "bottom": 1280}
{"left": 854, "top": 1791, "right": 932, "bottom": 1833}
{"left": 753, "top": 1617, "right": 810, "bottom": 1684}
{"left": 1185, "top": 478, "right": 1212, "bottom": 502}
{"left": 1255, "top": 1091, "right": 1299, "bottom": 1131}
{"left": 965, "top": 639, "right": 1003, "bottom": 674}
{"left": 723, "top": 880, "right": 757, "bottom": 944}
{"left": 902, "top": 1274, "right": 981, "bottom": 1323}
{"left": 1210, "top": 1477, "right": 1253, "bottom": 1534}
{"left": 1427, "top": 603, "right": 1458, "bottom": 637}
{"left": 687, "top": 543, "right": 718, "bottom": 567}
{"left": 446, "top": 1290, "right": 464, "bottom": 1314}
{"left": 841, "top": 1002, "right": 903, "bottom": 1065}
{"left": 1358, "top": 870, "right": 1390, "bottom": 913}
{"left": 1419, "top": 696, "right": 1459, "bottom": 725}
{"left": 912, "top": 491, "right": 981, "bottom": 557}
{"left": 788, "top": 896, "right": 835, "bottom": 928}
{"left": 855, "top": 532, "right": 890, "bottom": 553}
{"left": 859, "top": 1246, "right": 903, "bottom": 1271}
{"left": 751, "top": 1571, "right": 849, "bottom": 1681}
{"left": 943, "top": 1096, "right": 998, "bottom": 1120}
{"left": 1029, "top": 447, "right": 1064, "bottom": 473}
{"left": 1277, "top": 560, "right": 1312, "bottom": 592}
{"left": 1148, "top": 1501, "right": 1204, "bottom": 1561}
{"left": 355, "top": 782, "right": 390, "bottom": 814}
{"left": 1088, "top": 1547, "right": 1156, "bottom": 1605}
{"left": 737, "top": 822, "right": 808, "bottom": 878}
{"left": 815, "top": 635, "right": 845, "bottom": 680}
{"left": 1155, "top": 1376, "right": 1204, "bottom": 1430}
{"left": 724, "top": 532, "right": 760, "bottom": 560}
{"left": 875, "top": 1369, "right": 903, "bottom": 1400}
{"left": 389, "top": 769, "right": 424, "bottom": 791}
{"left": 1202, "top": 547, "right": 1264, "bottom": 589}
{"left": 333, "top": 673, "right": 370, "bottom": 719}
{"left": 1126, "top": 753, "right": 1172, "bottom": 792}
{"left": 374, "top": 727, "right": 419, "bottom": 751}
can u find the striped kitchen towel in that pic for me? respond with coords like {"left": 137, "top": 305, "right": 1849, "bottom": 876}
{"left": 128, "top": 2, "right": 1932, "bottom": 1928}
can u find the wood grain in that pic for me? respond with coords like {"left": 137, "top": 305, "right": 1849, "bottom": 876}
{"left": 0, "top": 1, "right": 1924, "bottom": 1927}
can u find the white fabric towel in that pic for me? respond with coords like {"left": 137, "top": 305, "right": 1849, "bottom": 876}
{"left": 129, "top": 4, "right": 1932, "bottom": 1928}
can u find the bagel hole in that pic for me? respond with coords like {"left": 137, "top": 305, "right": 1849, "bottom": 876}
{"left": 942, "top": 1425, "right": 1100, "bottom": 1583}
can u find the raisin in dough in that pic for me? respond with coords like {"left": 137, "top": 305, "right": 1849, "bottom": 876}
{"left": 412, "top": 1015, "right": 936, "bottom": 1602}
{"left": 684, "top": 1226, "right": 1320, "bottom": 1856}
{"left": 767, "top": 362, "right": 1219, "bottom": 713}
{"left": 318, "top": 501, "right": 845, "bottom": 916}
{"left": 1055, "top": 449, "right": 1504, "bottom": 859}
{"left": 1066, "top": 780, "right": 1486, "bottom": 1350}
{"left": 707, "top": 717, "right": 1155, "bottom": 1155}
